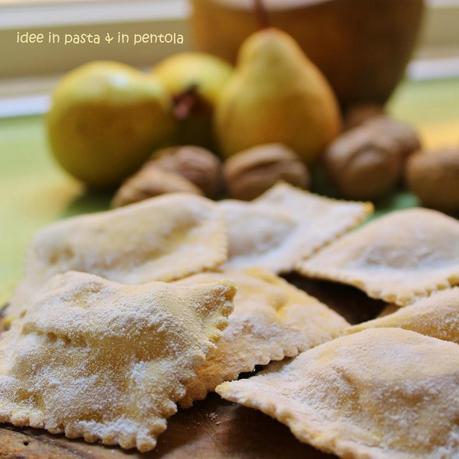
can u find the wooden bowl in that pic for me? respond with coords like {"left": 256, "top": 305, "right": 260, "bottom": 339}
{"left": 190, "top": 0, "right": 425, "bottom": 109}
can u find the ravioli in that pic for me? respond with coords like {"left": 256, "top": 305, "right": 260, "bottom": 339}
{"left": 217, "top": 328, "right": 459, "bottom": 459}
{"left": 347, "top": 287, "right": 459, "bottom": 344}
{"left": 298, "top": 208, "right": 459, "bottom": 306}
{"left": 220, "top": 201, "right": 300, "bottom": 272}
{"left": 221, "top": 183, "right": 372, "bottom": 272}
{"left": 0, "top": 271, "right": 235, "bottom": 452}
{"left": 7, "top": 194, "right": 227, "bottom": 322}
{"left": 178, "top": 269, "right": 349, "bottom": 407}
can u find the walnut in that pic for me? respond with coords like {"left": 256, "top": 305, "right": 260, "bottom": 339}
{"left": 112, "top": 165, "right": 202, "bottom": 208}
{"left": 367, "top": 117, "right": 421, "bottom": 165}
{"left": 223, "top": 144, "right": 310, "bottom": 201}
{"left": 151, "top": 146, "right": 223, "bottom": 198}
{"left": 406, "top": 147, "right": 459, "bottom": 213}
{"left": 324, "top": 117, "right": 421, "bottom": 200}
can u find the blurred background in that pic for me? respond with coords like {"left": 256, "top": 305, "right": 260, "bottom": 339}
{"left": 0, "top": 0, "right": 459, "bottom": 117}
{"left": 0, "top": 0, "right": 458, "bottom": 305}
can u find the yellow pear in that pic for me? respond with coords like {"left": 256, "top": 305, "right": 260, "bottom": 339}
{"left": 215, "top": 29, "right": 341, "bottom": 162}
{"left": 47, "top": 61, "right": 174, "bottom": 188}
{"left": 153, "top": 53, "right": 232, "bottom": 150}
{"left": 190, "top": 0, "right": 425, "bottom": 108}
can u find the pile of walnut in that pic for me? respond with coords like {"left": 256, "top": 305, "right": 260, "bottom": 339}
{"left": 112, "top": 143, "right": 309, "bottom": 205}
{"left": 112, "top": 109, "right": 459, "bottom": 213}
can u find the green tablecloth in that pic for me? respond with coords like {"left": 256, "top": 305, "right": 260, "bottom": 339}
{"left": 1, "top": 78, "right": 459, "bottom": 305}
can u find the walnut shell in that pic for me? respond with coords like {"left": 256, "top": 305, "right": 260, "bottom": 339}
{"left": 366, "top": 117, "right": 421, "bottom": 164}
{"left": 324, "top": 117, "right": 420, "bottom": 200}
{"left": 223, "top": 144, "right": 310, "bottom": 201}
{"left": 112, "top": 165, "right": 202, "bottom": 208}
{"left": 151, "top": 146, "right": 223, "bottom": 198}
{"left": 407, "top": 148, "right": 459, "bottom": 213}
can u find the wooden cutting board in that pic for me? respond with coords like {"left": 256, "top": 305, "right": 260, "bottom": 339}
{"left": 0, "top": 278, "right": 384, "bottom": 459}
{"left": 0, "top": 395, "right": 335, "bottom": 459}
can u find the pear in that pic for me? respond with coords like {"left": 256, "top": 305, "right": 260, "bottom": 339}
{"left": 215, "top": 29, "right": 341, "bottom": 162}
{"left": 47, "top": 61, "right": 174, "bottom": 188}
{"left": 153, "top": 53, "right": 232, "bottom": 150}
{"left": 190, "top": 0, "right": 425, "bottom": 108}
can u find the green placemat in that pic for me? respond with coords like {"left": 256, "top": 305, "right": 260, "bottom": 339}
{"left": 1, "top": 77, "right": 459, "bottom": 304}
{"left": 0, "top": 117, "right": 109, "bottom": 305}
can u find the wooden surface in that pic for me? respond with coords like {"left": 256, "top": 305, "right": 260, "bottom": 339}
{"left": 0, "top": 395, "right": 334, "bottom": 459}
{"left": 1, "top": 395, "right": 336, "bottom": 459}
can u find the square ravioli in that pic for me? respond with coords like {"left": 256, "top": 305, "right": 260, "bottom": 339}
{"left": 217, "top": 328, "right": 459, "bottom": 459}
{"left": 221, "top": 183, "right": 372, "bottom": 273}
{"left": 7, "top": 193, "right": 227, "bottom": 322}
{"left": 0, "top": 271, "right": 235, "bottom": 452}
{"left": 298, "top": 208, "right": 459, "bottom": 306}
{"left": 177, "top": 269, "right": 349, "bottom": 407}
{"left": 346, "top": 287, "right": 459, "bottom": 344}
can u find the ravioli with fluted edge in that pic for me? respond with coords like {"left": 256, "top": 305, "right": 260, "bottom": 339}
{"left": 221, "top": 183, "right": 372, "bottom": 273}
{"left": 177, "top": 269, "right": 349, "bottom": 407}
{"left": 6, "top": 193, "right": 227, "bottom": 323}
{"left": 346, "top": 287, "right": 459, "bottom": 344}
{"left": 298, "top": 208, "right": 459, "bottom": 306}
{"left": 217, "top": 328, "right": 459, "bottom": 459}
{"left": 0, "top": 271, "right": 235, "bottom": 452}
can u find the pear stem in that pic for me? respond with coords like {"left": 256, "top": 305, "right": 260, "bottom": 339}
{"left": 172, "top": 85, "right": 211, "bottom": 121}
{"left": 254, "top": 0, "right": 270, "bottom": 29}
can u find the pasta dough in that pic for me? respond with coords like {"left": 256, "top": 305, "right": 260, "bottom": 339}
{"left": 298, "top": 208, "right": 459, "bottom": 306}
{"left": 346, "top": 287, "right": 459, "bottom": 344}
{"left": 0, "top": 271, "right": 235, "bottom": 452}
{"left": 178, "top": 269, "right": 349, "bottom": 407}
{"left": 7, "top": 193, "right": 227, "bottom": 322}
{"left": 222, "top": 183, "right": 372, "bottom": 272}
{"left": 217, "top": 328, "right": 459, "bottom": 459}
{"left": 220, "top": 201, "right": 300, "bottom": 272}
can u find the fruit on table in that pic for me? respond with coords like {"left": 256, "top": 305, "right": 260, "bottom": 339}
{"left": 112, "top": 164, "right": 202, "bottom": 208}
{"left": 324, "top": 117, "right": 421, "bottom": 201}
{"left": 153, "top": 53, "right": 233, "bottom": 150}
{"left": 223, "top": 143, "right": 309, "bottom": 200}
{"left": 215, "top": 28, "right": 341, "bottom": 162}
{"left": 47, "top": 61, "right": 175, "bottom": 188}
{"left": 406, "top": 148, "right": 459, "bottom": 214}
{"left": 151, "top": 146, "right": 223, "bottom": 198}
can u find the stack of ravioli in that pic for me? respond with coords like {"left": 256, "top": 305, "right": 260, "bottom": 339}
{"left": 0, "top": 183, "right": 458, "bottom": 458}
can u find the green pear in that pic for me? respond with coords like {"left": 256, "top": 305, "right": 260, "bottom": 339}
{"left": 215, "top": 29, "right": 341, "bottom": 162}
{"left": 153, "top": 53, "right": 232, "bottom": 150}
{"left": 47, "top": 61, "right": 175, "bottom": 188}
